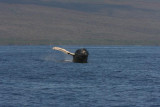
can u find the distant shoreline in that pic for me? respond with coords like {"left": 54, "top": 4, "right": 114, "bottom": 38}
{"left": 0, "top": 43, "right": 160, "bottom": 46}
{"left": 1, "top": 0, "right": 160, "bottom": 46}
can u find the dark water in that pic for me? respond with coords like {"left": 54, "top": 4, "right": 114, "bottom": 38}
{"left": 0, "top": 46, "right": 160, "bottom": 107}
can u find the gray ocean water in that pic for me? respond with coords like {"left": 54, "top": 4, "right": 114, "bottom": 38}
{"left": 0, "top": 46, "right": 160, "bottom": 107}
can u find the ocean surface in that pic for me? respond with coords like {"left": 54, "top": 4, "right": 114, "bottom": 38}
{"left": 0, "top": 45, "right": 160, "bottom": 107}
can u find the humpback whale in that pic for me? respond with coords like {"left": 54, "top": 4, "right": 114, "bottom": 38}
{"left": 53, "top": 47, "right": 89, "bottom": 63}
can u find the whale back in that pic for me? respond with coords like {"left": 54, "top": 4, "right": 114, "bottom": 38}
{"left": 73, "top": 48, "right": 89, "bottom": 63}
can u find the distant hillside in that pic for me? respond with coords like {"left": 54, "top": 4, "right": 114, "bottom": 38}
{"left": 0, "top": 0, "right": 160, "bottom": 45}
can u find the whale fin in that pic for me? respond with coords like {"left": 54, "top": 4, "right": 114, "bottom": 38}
{"left": 53, "top": 47, "right": 75, "bottom": 56}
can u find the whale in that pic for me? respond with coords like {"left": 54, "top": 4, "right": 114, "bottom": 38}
{"left": 53, "top": 47, "right": 89, "bottom": 63}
